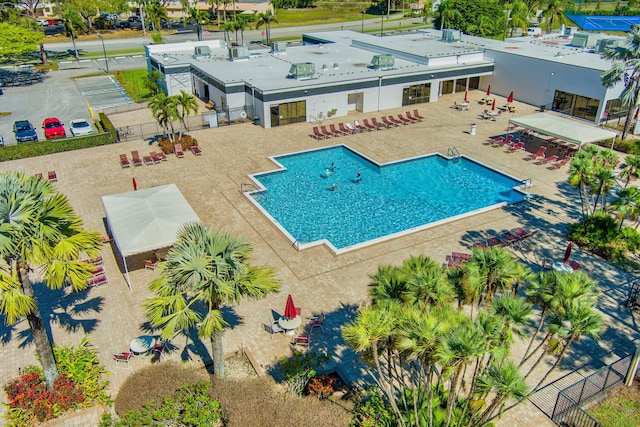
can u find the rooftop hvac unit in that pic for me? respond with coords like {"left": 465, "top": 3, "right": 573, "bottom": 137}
{"left": 595, "top": 38, "right": 625, "bottom": 53}
{"left": 271, "top": 41, "right": 287, "bottom": 53}
{"left": 564, "top": 26, "right": 578, "bottom": 37}
{"left": 228, "top": 46, "right": 249, "bottom": 60}
{"left": 570, "top": 33, "right": 602, "bottom": 48}
{"left": 287, "top": 62, "right": 316, "bottom": 79}
{"left": 442, "top": 29, "right": 462, "bottom": 43}
{"left": 194, "top": 46, "right": 211, "bottom": 57}
{"left": 370, "top": 54, "right": 395, "bottom": 69}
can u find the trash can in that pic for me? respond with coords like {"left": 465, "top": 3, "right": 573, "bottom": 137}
{"left": 470, "top": 123, "right": 477, "bottom": 136}
{"left": 540, "top": 104, "right": 546, "bottom": 112}
{"left": 253, "top": 116, "right": 260, "bottom": 126}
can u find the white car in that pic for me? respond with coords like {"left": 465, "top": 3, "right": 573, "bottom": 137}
{"left": 69, "top": 119, "right": 93, "bottom": 137}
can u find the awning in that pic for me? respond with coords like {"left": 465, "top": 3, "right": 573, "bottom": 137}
{"left": 508, "top": 113, "right": 617, "bottom": 146}
{"left": 102, "top": 184, "right": 201, "bottom": 288}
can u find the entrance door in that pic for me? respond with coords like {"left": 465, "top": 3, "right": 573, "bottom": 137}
{"left": 348, "top": 92, "right": 363, "bottom": 111}
{"left": 270, "top": 105, "right": 280, "bottom": 127}
{"left": 203, "top": 84, "right": 209, "bottom": 100}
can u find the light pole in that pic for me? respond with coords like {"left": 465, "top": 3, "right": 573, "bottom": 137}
{"left": 97, "top": 33, "right": 109, "bottom": 73}
{"left": 361, "top": 10, "right": 365, "bottom": 33}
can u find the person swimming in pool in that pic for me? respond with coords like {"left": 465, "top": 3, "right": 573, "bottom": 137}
{"left": 322, "top": 168, "right": 335, "bottom": 178}
{"left": 329, "top": 162, "right": 337, "bottom": 172}
{"left": 352, "top": 173, "right": 362, "bottom": 183}
{"left": 327, "top": 183, "right": 339, "bottom": 191}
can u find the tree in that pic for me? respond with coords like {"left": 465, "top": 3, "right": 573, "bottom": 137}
{"left": 144, "top": 223, "right": 280, "bottom": 378}
{"left": 505, "top": 0, "right": 529, "bottom": 38}
{"left": 435, "top": 0, "right": 461, "bottom": 31}
{"left": 148, "top": 92, "right": 177, "bottom": 139}
{"left": 601, "top": 24, "right": 640, "bottom": 140}
{"left": 617, "top": 154, "right": 640, "bottom": 188}
{"left": 0, "top": 22, "right": 43, "bottom": 61}
{"left": 256, "top": 10, "right": 278, "bottom": 45}
{"left": 541, "top": 0, "right": 574, "bottom": 34}
{"left": 145, "top": 0, "right": 168, "bottom": 31}
{"left": 433, "top": 0, "right": 505, "bottom": 37}
{"left": 473, "top": 362, "right": 529, "bottom": 426}
{"left": 173, "top": 90, "right": 198, "bottom": 135}
{"left": 0, "top": 172, "right": 102, "bottom": 390}
{"left": 60, "top": 9, "right": 86, "bottom": 60}
{"left": 221, "top": 21, "right": 234, "bottom": 45}
{"left": 609, "top": 186, "right": 640, "bottom": 230}
{"left": 235, "top": 15, "right": 250, "bottom": 45}
{"left": 189, "top": 7, "right": 211, "bottom": 41}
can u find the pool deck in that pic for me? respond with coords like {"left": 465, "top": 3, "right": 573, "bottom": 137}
{"left": 1, "top": 91, "right": 638, "bottom": 426}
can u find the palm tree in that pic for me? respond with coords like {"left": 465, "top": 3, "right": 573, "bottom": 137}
{"left": 436, "top": 0, "right": 462, "bottom": 31}
{"left": 369, "top": 264, "right": 408, "bottom": 305}
{"left": 0, "top": 172, "right": 102, "bottom": 390}
{"left": 617, "top": 154, "right": 640, "bottom": 188}
{"left": 173, "top": 90, "right": 198, "bottom": 135}
{"left": 473, "top": 362, "right": 529, "bottom": 426}
{"left": 235, "top": 15, "right": 250, "bottom": 45}
{"left": 610, "top": 186, "right": 640, "bottom": 230}
{"left": 189, "top": 8, "right": 211, "bottom": 42}
{"left": 145, "top": 0, "right": 169, "bottom": 32}
{"left": 148, "top": 92, "right": 177, "bottom": 139}
{"left": 221, "top": 21, "right": 235, "bottom": 45}
{"left": 506, "top": 0, "right": 530, "bottom": 38}
{"left": 256, "top": 10, "right": 278, "bottom": 45}
{"left": 601, "top": 25, "right": 640, "bottom": 140}
{"left": 61, "top": 9, "right": 85, "bottom": 60}
{"left": 144, "top": 223, "right": 280, "bottom": 378}
{"left": 569, "top": 153, "right": 595, "bottom": 219}
{"left": 541, "top": 0, "right": 574, "bottom": 34}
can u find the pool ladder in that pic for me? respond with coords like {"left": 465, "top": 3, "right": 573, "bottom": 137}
{"left": 293, "top": 232, "right": 311, "bottom": 249}
{"left": 447, "top": 147, "right": 461, "bottom": 160}
{"left": 240, "top": 182, "right": 261, "bottom": 193}
{"left": 520, "top": 178, "right": 532, "bottom": 189}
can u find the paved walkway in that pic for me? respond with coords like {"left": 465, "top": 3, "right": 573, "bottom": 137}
{"left": 1, "top": 92, "right": 638, "bottom": 426}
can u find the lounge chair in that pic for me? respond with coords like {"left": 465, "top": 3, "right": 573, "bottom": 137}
{"left": 329, "top": 123, "right": 346, "bottom": 136}
{"left": 84, "top": 256, "right": 103, "bottom": 266}
{"left": 363, "top": 118, "right": 378, "bottom": 131}
{"left": 570, "top": 261, "right": 580, "bottom": 271}
{"left": 155, "top": 151, "right": 167, "bottom": 161}
{"left": 174, "top": 144, "right": 185, "bottom": 158}
{"left": 149, "top": 152, "right": 163, "bottom": 164}
{"left": 500, "top": 231, "right": 521, "bottom": 246}
{"left": 486, "top": 236, "right": 506, "bottom": 247}
{"left": 48, "top": 171, "right": 57, "bottom": 182}
{"left": 447, "top": 259, "right": 464, "bottom": 268}
{"left": 402, "top": 112, "right": 419, "bottom": 123}
{"left": 144, "top": 260, "right": 158, "bottom": 270}
{"left": 87, "top": 274, "right": 108, "bottom": 288}
{"left": 35, "top": 172, "right": 44, "bottom": 179}
{"left": 142, "top": 153, "right": 154, "bottom": 165}
{"left": 345, "top": 122, "right": 358, "bottom": 133}
{"left": 339, "top": 122, "right": 355, "bottom": 134}
{"left": 413, "top": 109, "right": 425, "bottom": 120}
{"left": 539, "top": 155, "right": 559, "bottom": 164}
{"left": 382, "top": 116, "right": 398, "bottom": 127}
{"left": 507, "top": 142, "right": 525, "bottom": 152}
{"left": 371, "top": 117, "right": 388, "bottom": 129}
{"left": 113, "top": 352, "right": 132, "bottom": 369}
{"left": 309, "top": 313, "right": 325, "bottom": 333}
{"left": 293, "top": 335, "right": 310, "bottom": 350}
{"left": 91, "top": 266, "right": 105, "bottom": 277}
{"left": 473, "top": 240, "right": 489, "bottom": 249}
{"left": 119, "top": 154, "right": 131, "bottom": 168}
{"left": 551, "top": 157, "right": 571, "bottom": 169}
{"left": 131, "top": 151, "right": 143, "bottom": 166}
{"left": 264, "top": 321, "right": 285, "bottom": 338}
{"left": 312, "top": 126, "right": 326, "bottom": 140}
{"left": 494, "top": 135, "right": 514, "bottom": 146}
{"left": 320, "top": 125, "right": 333, "bottom": 138}
{"left": 191, "top": 145, "right": 202, "bottom": 156}
{"left": 353, "top": 119, "right": 368, "bottom": 132}
{"left": 407, "top": 111, "right": 423, "bottom": 122}
{"left": 397, "top": 114, "right": 412, "bottom": 124}
{"left": 451, "top": 252, "right": 472, "bottom": 261}
{"left": 526, "top": 146, "right": 546, "bottom": 160}
{"left": 389, "top": 115, "right": 406, "bottom": 126}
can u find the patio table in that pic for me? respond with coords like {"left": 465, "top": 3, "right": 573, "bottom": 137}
{"left": 278, "top": 316, "right": 302, "bottom": 335}
{"left": 130, "top": 335, "right": 156, "bottom": 354}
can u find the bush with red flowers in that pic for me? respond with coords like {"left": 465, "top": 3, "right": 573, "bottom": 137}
{"left": 306, "top": 374, "right": 336, "bottom": 399}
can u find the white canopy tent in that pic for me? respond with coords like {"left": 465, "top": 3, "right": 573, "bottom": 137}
{"left": 508, "top": 113, "right": 617, "bottom": 147}
{"left": 102, "top": 184, "right": 201, "bottom": 288}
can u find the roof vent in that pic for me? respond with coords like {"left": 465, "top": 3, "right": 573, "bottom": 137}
{"left": 322, "top": 64, "right": 328, "bottom": 70}
{"left": 369, "top": 54, "right": 394, "bottom": 70}
{"left": 194, "top": 46, "right": 211, "bottom": 57}
{"left": 271, "top": 41, "right": 287, "bottom": 53}
{"left": 287, "top": 62, "right": 316, "bottom": 79}
{"left": 442, "top": 29, "right": 462, "bottom": 43}
{"left": 228, "top": 45, "right": 249, "bottom": 61}
{"left": 333, "top": 63, "right": 339, "bottom": 69}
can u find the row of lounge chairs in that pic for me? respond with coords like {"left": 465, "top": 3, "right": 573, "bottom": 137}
{"left": 473, "top": 227, "right": 539, "bottom": 250}
{"left": 311, "top": 110, "right": 424, "bottom": 140}
{"left": 444, "top": 251, "right": 472, "bottom": 268}
{"left": 35, "top": 171, "right": 57, "bottom": 182}
{"left": 120, "top": 145, "right": 201, "bottom": 167}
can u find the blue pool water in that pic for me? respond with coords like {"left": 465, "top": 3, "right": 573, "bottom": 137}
{"left": 248, "top": 146, "right": 527, "bottom": 252}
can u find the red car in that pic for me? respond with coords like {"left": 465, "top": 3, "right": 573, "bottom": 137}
{"left": 42, "top": 118, "right": 66, "bottom": 139}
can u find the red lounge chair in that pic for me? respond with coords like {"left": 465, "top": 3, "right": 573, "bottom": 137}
{"left": 339, "top": 123, "right": 353, "bottom": 134}
{"left": 447, "top": 259, "right": 463, "bottom": 268}
{"left": 119, "top": 154, "right": 130, "bottom": 168}
{"left": 113, "top": 352, "right": 131, "bottom": 368}
{"left": 320, "top": 125, "right": 333, "bottom": 138}
{"left": 131, "top": 151, "right": 143, "bottom": 166}
{"left": 406, "top": 111, "right": 422, "bottom": 122}
{"left": 47, "top": 171, "right": 57, "bottom": 181}
{"left": 413, "top": 109, "right": 425, "bottom": 120}
{"left": 507, "top": 142, "right": 525, "bottom": 153}
{"left": 149, "top": 152, "right": 163, "bottom": 164}
{"left": 312, "top": 126, "right": 327, "bottom": 140}
{"left": 486, "top": 236, "right": 507, "bottom": 247}
{"left": 552, "top": 157, "right": 571, "bottom": 169}
{"left": 363, "top": 119, "right": 378, "bottom": 131}
{"left": 473, "top": 240, "right": 489, "bottom": 249}
{"left": 353, "top": 120, "right": 368, "bottom": 132}
{"left": 35, "top": 172, "right": 44, "bottom": 179}
{"left": 397, "top": 114, "right": 412, "bottom": 124}
{"left": 91, "top": 266, "right": 105, "bottom": 277}
{"left": 174, "top": 144, "right": 185, "bottom": 158}
{"left": 540, "top": 155, "right": 559, "bottom": 164}
{"left": 371, "top": 117, "right": 388, "bottom": 129}
{"left": 293, "top": 335, "right": 310, "bottom": 349}
{"left": 500, "top": 231, "right": 520, "bottom": 246}
{"left": 382, "top": 116, "right": 398, "bottom": 127}
{"left": 87, "top": 274, "right": 108, "bottom": 288}
{"left": 570, "top": 261, "right": 580, "bottom": 271}
{"left": 154, "top": 151, "right": 167, "bottom": 161}
{"left": 85, "top": 256, "right": 103, "bottom": 266}
{"left": 308, "top": 313, "right": 325, "bottom": 333}
{"left": 451, "top": 252, "right": 472, "bottom": 261}
{"left": 526, "top": 146, "right": 546, "bottom": 160}
{"left": 329, "top": 124, "right": 345, "bottom": 136}
{"left": 191, "top": 145, "right": 202, "bottom": 156}
{"left": 142, "top": 153, "right": 154, "bottom": 165}
{"left": 388, "top": 116, "right": 404, "bottom": 126}
{"left": 144, "top": 260, "right": 158, "bottom": 270}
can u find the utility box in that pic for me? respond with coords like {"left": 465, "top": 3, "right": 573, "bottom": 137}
{"left": 271, "top": 41, "right": 287, "bottom": 53}
{"left": 370, "top": 54, "right": 395, "bottom": 69}
{"left": 442, "top": 29, "right": 462, "bottom": 42}
{"left": 287, "top": 62, "right": 316, "bottom": 79}
{"left": 194, "top": 46, "right": 211, "bottom": 57}
{"left": 570, "top": 33, "right": 602, "bottom": 48}
{"left": 228, "top": 46, "right": 249, "bottom": 61}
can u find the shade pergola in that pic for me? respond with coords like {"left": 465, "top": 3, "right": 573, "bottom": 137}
{"left": 508, "top": 113, "right": 617, "bottom": 146}
{"left": 102, "top": 184, "right": 201, "bottom": 288}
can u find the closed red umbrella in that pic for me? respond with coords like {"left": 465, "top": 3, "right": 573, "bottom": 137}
{"left": 563, "top": 241, "right": 573, "bottom": 264}
{"left": 486, "top": 85, "right": 491, "bottom": 96}
{"left": 507, "top": 91, "right": 514, "bottom": 103}
{"left": 464, "top": 90, "right": 468, "bottom": 102}
{"left": 132, "top": 177, "right": 137, "bottom": 191}
{"left": 284, "top": 294, "right": 297, "bottom": 319}
{"left": 491, "top": 99, "right": 496, "bottom": 111}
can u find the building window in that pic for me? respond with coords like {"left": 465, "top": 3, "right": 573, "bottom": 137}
{"left": 402, "top": 83, "right": 431, "bottom": 106}
{"left": 468, "top": 76, "right": 480, "bottom": 90}
{"left": 270, "top": 100, "right": 306, "bottom": 127}
{"left": 455, "top": 79, "right": 466, "bottom": 93}
{"left": 441, "top": 80, "right": 454, "bottom": 95}
{"left": 604, "top": 98, "right": 627, "bottom": 122}
{"left": 552, "top": 90, "right": 600, "bottom": 122}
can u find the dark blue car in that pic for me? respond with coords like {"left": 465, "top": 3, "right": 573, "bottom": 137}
{"left": 13, "top": 120, "right": 38, "bottom": 143}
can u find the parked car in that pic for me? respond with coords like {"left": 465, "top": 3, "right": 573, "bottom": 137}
{"left": 13, "top": 120, "right": 38, "bottom": 143}
{"left": 116, "top": 20, "right": 130, "bottom": 29}
{"left": 69, "top": 119, "right": 94, "bottom": 136}
{"left": 36, "top": 19, "right": 48, "bottom": 26}
{"left": 0, "top": 134, "right": 4, "bottom": 146}
{"left": 42, "top": 117, "right": 66, "bottom": 139}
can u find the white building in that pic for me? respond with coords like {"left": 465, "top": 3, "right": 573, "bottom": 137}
{"left": 145, "top": 29, "right": 627, "bottom": 128}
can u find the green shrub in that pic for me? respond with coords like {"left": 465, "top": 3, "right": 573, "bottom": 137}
{"left": 350, "top": 386, "right": 396, "bottom": 427}
{"left": 272, "top": 350, "right": 330, "bottom": 395}
{"left": 569, "top": 212, "right": 639, "bottom": 261}
{"left": 99, "top": 112, "right": 118, "bottom": 142}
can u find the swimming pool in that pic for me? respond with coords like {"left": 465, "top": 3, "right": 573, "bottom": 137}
{"left": 245, "top": 145, "right": 529, "bottom": 253}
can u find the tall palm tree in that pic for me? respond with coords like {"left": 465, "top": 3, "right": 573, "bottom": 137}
{"left": 61, "top": 9, "right": 85, "bottom": 60}
{"left": 221, "top": 21, "right": 235, "bottom": 45}
{"left": 145, "top": 0, "right": 169, "bottom": 32}
{"left": 369, "top": 263, "right": 408, "bottom": 305}
{"left": 189, "top": 7, "right": 211, "bottom": 42}
{"left": 610, "top": 186, "right": 640, "bottom": 230}
{"left": 436, "top": 0, "right": 462, "bottom": 31}
{"left": 0, "top": 172, "right": 102, "bottom": 390}
{"left": 618, "top": 154, "right": 640, "bottom": 188}
{"left": 173, "top": 90, "right": 198, "bottom": 134}
{"left": 148, "top": 92, "right": 177, "bottom": 139}
{"left": 256, "top": 10, "right": 278, "bottom": 45}
{"left": 235, "top": 15, "right": 250, "bottom": 45}
{"left": 569, "top": 153, "right": 595, "bottom": 219}
{"left": 541, "top": 0, "right": 574, "bottom": 34}
{"left": 473, "top": 362, "right": 529, "bottom": 426}
{"left": 506, "top": 0, "right": 530, "bottom": 38}
{"left": 144, "top": 223, "right": 280, "bottom": 378}
{"left": 601, "top": 25, "right": 640, "bottom": 141}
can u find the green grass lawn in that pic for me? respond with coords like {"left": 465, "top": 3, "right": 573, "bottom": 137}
{"left": 114, "top": 69, "right": 153, "bottom": 103}
{"left": 589, "top": 386, "right": 640, "bottom": 427}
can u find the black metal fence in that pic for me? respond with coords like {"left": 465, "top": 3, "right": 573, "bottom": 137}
{"left": 551, "top": 355, "right": 632, "bottom": 427}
